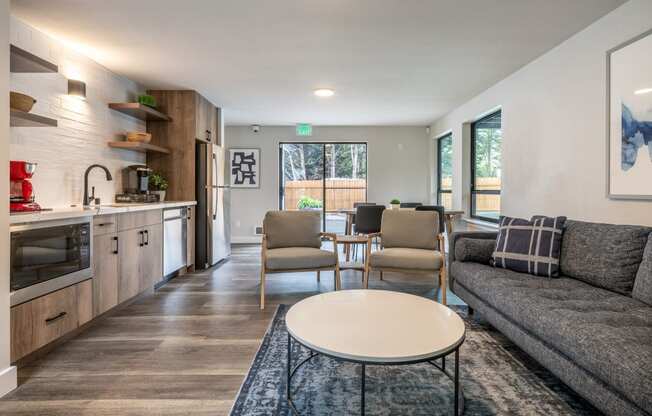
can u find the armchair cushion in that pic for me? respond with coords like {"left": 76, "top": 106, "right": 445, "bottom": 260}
{"left": 263, "top": 211, "right": 321, "bottom": 249}
{"left": 369, "top": 248, "right": 442, "bottom": 270}
{"left": 380, "top": 210, "right": 438, "bottom": 250}
{"left": 265, "top": 247, "right": 336, "bottom": 270}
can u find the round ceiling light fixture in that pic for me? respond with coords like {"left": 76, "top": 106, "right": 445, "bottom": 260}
{"left": 314, "top": 88, "right": 335, "bottom": 97}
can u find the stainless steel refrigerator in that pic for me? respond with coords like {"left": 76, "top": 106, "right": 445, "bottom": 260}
{"left": 196, "top": 142, "right": 231, "bottom": 268}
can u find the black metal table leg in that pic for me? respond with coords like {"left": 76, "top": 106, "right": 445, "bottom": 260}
{"left": 287, "top": 333, "right": 291, "bottom": 402}
{"left": 287, "top": 334, "right": 464, "bottom": 415}
{"left": 361, "top": 363, "right": 366, "bottom": 415}
{"left": 454, "top": 348, "right": 459, "bottom": 416}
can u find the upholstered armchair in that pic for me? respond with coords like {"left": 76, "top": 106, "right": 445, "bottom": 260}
{"left": 363, "top": 210, "right": 447, "bottom": 304}
{"left": 260, "top": 211, "right": 340, "bottom": 309}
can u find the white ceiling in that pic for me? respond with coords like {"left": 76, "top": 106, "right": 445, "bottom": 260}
{"left": 11, "top": 0, "right": 625, "bottom": 126}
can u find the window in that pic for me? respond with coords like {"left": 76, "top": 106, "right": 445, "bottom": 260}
{"left": 437, "top": 133, "right": 453, "bottom": 210}
{"left": 278, "top": 142, "right": 367, "bottom": 233}
{"left": 471, "top": 110, "right": 501, "bottom": 222}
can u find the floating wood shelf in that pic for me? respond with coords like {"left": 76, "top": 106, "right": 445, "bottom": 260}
{"left": 108, "top": 103, "right": 171, "bottom": 122}
{"left": 108, "top": 141, "right": 171, "bottom": 154}
{"left": 10, "top": 109, "right": 58, "bottom": 127}
{"left": 10, "top": 44, "right": 58, "bottom": 73}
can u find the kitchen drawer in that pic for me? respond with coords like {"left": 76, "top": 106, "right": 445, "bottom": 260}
{"left": 10, "top": 279, "right": 92, "bottom": 362}
{"left": 117, "top": 209, "right": 162, "bottom": 231}
{"left": 93, "top": 214, "right": 117, "bottom": 236}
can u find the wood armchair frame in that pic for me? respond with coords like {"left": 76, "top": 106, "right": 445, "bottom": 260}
{"left": 259, "top": 232, "right": 341, "bottom": 309}
{"left": 362, "top": 232, "right": 447, "bottom": 305}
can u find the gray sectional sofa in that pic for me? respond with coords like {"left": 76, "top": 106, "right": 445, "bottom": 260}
{"left": 449, "top": 220, "right": 652, "bottom": 416}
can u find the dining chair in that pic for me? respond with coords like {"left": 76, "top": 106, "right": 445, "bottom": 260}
{"left": 353, "top": 205, "right": 385, "bottom": 260}
{"left": 363, "top": 210, "right": 447, "bottom": 304}
{"left": 415, "top": 205, "right": 446, "bottom": 234}
{"left": 259, "top": 210, "right": 340, "bottom": 309}
{"left": 352, "top": 202, "right": 376, "bottom": 232}
{"left": 399, "top": 202, "right": 423, "bottom": 208}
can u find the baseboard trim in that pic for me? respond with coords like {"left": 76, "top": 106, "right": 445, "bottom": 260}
{"left": 232, "top": 236, "right": 262, "bottom": 244}
{"left": 0, "top": 365, "right": 17, "bottom": 397}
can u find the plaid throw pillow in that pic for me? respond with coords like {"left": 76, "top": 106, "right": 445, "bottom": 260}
{"left": 492, "top": 215, "right": 566, "bottom": 277}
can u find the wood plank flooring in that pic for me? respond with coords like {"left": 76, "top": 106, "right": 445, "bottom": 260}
{"left": 0, "top": 221, "right": 482, "bottom": 415}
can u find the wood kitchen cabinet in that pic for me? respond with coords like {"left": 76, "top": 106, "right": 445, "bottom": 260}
{"left": 117, "top": 227, "right": 143, "bottom": 303}
{"left": 92, "top": 232, "right": 119, "bottom": 316}
{"left": 116, "top": 210, "right": 163, "bottom": 302}
{"left": 93, "top": 214, "right": 119, "bottom": 316}
{"left": 140, "top": 223, "right": 163, "bottom": 290}
{"left": 196, "top": 94, "right": 215, "bottom": 143}
{"left": 11, "top": 279, "right": 92, "bottom": 362}
{"left": 118, "top": 226, "right": 163, "bottom": 301}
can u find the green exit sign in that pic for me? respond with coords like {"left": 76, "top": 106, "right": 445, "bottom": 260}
{"left": 296, "top": 124, "right": 312, "bottom": 136}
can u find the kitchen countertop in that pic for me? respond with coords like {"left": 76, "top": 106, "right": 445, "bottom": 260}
{"left": 10, "top": 201, "right": 197, "bottom": 225}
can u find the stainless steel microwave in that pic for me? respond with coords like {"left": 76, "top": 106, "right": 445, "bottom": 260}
{"left": 10, "top": 217, "right": 92, "bottom": 306}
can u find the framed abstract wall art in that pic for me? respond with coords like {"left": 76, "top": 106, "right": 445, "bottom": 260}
{"left": 607, "top": 29, "right": 652, "bottom": 199}
{"left": 229, "top": 148, "right": 260, "bottom": 188}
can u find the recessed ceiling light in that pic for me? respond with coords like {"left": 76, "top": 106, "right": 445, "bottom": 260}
{"left": 314, "top": 88, "right": 335, "bottom": 97}
{"left": 634, "top": 88, "right": 652, "bottom": 95}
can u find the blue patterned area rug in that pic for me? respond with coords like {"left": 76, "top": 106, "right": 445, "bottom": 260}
{"left": 230, "top": 304, "right": 600, "bottom": 415}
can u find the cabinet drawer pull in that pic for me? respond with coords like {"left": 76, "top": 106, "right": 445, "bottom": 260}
{"left": 96, "top": 222, "right": 114, "bottom": 227}
{"left": 144, "top": 230, "right": 149, "bottom": 246}
{"left": 113, "top": 236, "right": 119, "bottom": 254}
{"left": 45, "top": 311, "right": 67, "bottom": 324}
{"left": 139, "top": 230, "right": 144, "bottom": 247}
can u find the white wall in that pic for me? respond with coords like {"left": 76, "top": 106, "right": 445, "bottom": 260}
{"left": 429, "top": 0, "right": 652, "bottom": 226}
{"left": 10, "top": 17, "right": 146, "bottom": 209}
{"left": 1, "top": 0, "right": 18, "bottom": 397}
{"left": 226, "top": 126, "right": 429, "bottom": 242}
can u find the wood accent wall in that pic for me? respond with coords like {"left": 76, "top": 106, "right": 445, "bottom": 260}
{"left": 146, "top": 91, "right": 198, "bottom": 202}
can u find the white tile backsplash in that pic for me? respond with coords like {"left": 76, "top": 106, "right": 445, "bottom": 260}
{"left": 10, "top": 17, "right": 146, "bottom": 209}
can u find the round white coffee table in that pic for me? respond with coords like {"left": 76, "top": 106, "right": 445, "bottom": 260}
{"left": 285, "top": 289, "right": 466, "bottom": 415}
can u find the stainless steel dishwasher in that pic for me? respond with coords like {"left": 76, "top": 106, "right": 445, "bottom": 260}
{"left": 163, "top": 207, "right": 187, "bottom": 277}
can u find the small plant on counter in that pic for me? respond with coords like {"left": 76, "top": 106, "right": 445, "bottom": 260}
{"left": 149, "top": 172, "right": 169, "bottom": 191}
{"left": 390, "top": 198, "right": 400, "bottom": 209}
{"left": 149, "top": 172, "right": 168, "bottom": 202}
{"left": 297, "top": 196, "right": 323, "bottom": 210}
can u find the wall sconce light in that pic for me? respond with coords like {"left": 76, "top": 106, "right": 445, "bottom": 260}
{"left": 68, "top": 79, "right": 86, "bottom": 99}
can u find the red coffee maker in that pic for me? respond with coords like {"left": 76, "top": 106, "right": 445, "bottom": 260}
{"left": 10, "top": 161, "right": 41, "bottom": 212}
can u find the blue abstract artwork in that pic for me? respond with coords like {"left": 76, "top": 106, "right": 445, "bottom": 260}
{"left": 621, "top": 103, "right": 652, "bottom": 171}
{"left": 609, "top": 29, "right": 652, "bottom": 198}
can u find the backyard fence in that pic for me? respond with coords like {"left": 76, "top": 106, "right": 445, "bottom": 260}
{"left": 440, "top": 177, "right": 501, "bottom": 213}
{"left": 284, "top": 177, "right": 500, "bottom": 212}
{"left": 284, "top": 179, "right": 366, "bottom": 211}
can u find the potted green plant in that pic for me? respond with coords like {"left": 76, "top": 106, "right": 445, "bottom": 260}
{"left": 149, "top": 171, "right": 169, "bottom": 202}
{"left": 390, "top": 198, "right": 401, "bottom": 210}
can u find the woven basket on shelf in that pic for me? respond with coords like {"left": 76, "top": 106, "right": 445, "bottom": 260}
{"left": 10, "top": 91, "right": 36, "bottom": 112}
{"left": 126, "top": 132, "right": 152, "bottom": 143}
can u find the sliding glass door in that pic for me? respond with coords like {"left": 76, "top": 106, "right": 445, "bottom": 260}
{"left": 279, "top": 142, "right": 367, "bottom": 233}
